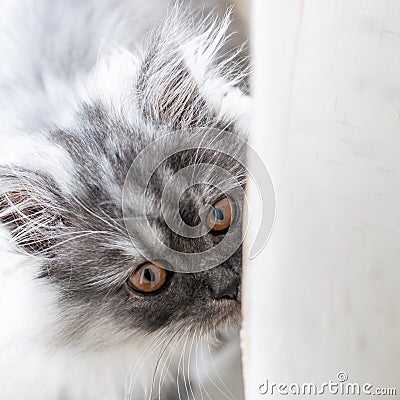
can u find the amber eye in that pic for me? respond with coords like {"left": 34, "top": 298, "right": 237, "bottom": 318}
{"left": 127, "top": 262, "right": 170, "bottom": 294}
{"left": 206, "top": 197, "right": 234, "bottom": 232}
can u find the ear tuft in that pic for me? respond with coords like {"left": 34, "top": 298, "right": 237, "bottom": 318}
{"left": 135, "top": 7, "right": 249, "bottom": 130}
{"left": 0, "top": 170, "right": 64, "bottom": 254}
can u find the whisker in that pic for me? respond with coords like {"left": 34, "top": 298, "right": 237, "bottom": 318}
{"left": 149, "top": 326, "right": 188, "bottom": 400}
{"left": 195, "top": 334, "right": 213, "bottom": 400}
{"left": 70, "top": 194, "right": 127, "bottom": 236}
{"left": 186, "top": 329, "right": 197, "bottom": 400}
{"left": 207, "top": 339, "right": 236, "bottom": 400}
{"left": 157, "top": 327, "right": 191, "bottom": 400}
{"left": 177, "top": 330, "right": 191, "bottom": 400}
{"left": 125, "top": 330, "right": 170, "bottom": 400}
{"left": 198, "top": 333, "right": 235, "bottom": 400}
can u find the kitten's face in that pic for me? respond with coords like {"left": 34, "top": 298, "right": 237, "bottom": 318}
{"left": 0, "top": 18, "right": 249, "bottom": 347}
{"left": 47, "top": 112, "right": 246, "bottom": 344}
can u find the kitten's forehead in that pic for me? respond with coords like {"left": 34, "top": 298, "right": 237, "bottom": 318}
{"left": 119, "top": 133, "right": 246, "bottom": 273}
{"left": 121, "top": 127, "right": 246, "bottom": 213}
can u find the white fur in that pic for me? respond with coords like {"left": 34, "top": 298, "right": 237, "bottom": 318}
{"left": 0, "top": 132, "right": 76, "bottom": 193}
{"left": 0, "top": 224, "right": 188, "bottom": 399}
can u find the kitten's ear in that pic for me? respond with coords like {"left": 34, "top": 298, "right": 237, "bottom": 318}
{"left": 0, "top": 169, "right": 64, "bottom": 253}
{"left": 136, "top": 12, "right": 250, "bottom": 132}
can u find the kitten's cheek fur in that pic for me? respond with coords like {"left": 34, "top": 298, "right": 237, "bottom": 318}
{"left": 217, "top": 299, "right": 242, "bottom": 328}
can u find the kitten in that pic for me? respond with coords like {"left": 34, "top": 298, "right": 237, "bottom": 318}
{"left": 0, "top": 0, "right": 250, "bottom": 399}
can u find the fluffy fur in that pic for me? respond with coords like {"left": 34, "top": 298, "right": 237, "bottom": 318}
{"left": 0, "top": 1, "right": 249, "bottom": 399}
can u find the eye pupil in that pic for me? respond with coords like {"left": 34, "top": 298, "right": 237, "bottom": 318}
{"left": 143, "top": 267, "right": 155, "bottom": 282}
{"left": 214, "top": 208, "right": 225, "bottom": 221}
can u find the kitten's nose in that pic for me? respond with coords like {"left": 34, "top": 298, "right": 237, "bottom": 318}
{"left": 212, "top": 276, "right": 240, "bottom": 300}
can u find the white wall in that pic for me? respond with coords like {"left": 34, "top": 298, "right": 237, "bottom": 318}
{"left": 243, "top": 1, "right": 400, "bottom": 398}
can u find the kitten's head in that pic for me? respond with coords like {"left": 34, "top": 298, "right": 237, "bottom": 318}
{"left": 0, "top": 12, "right": 249, "bottom": 347}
